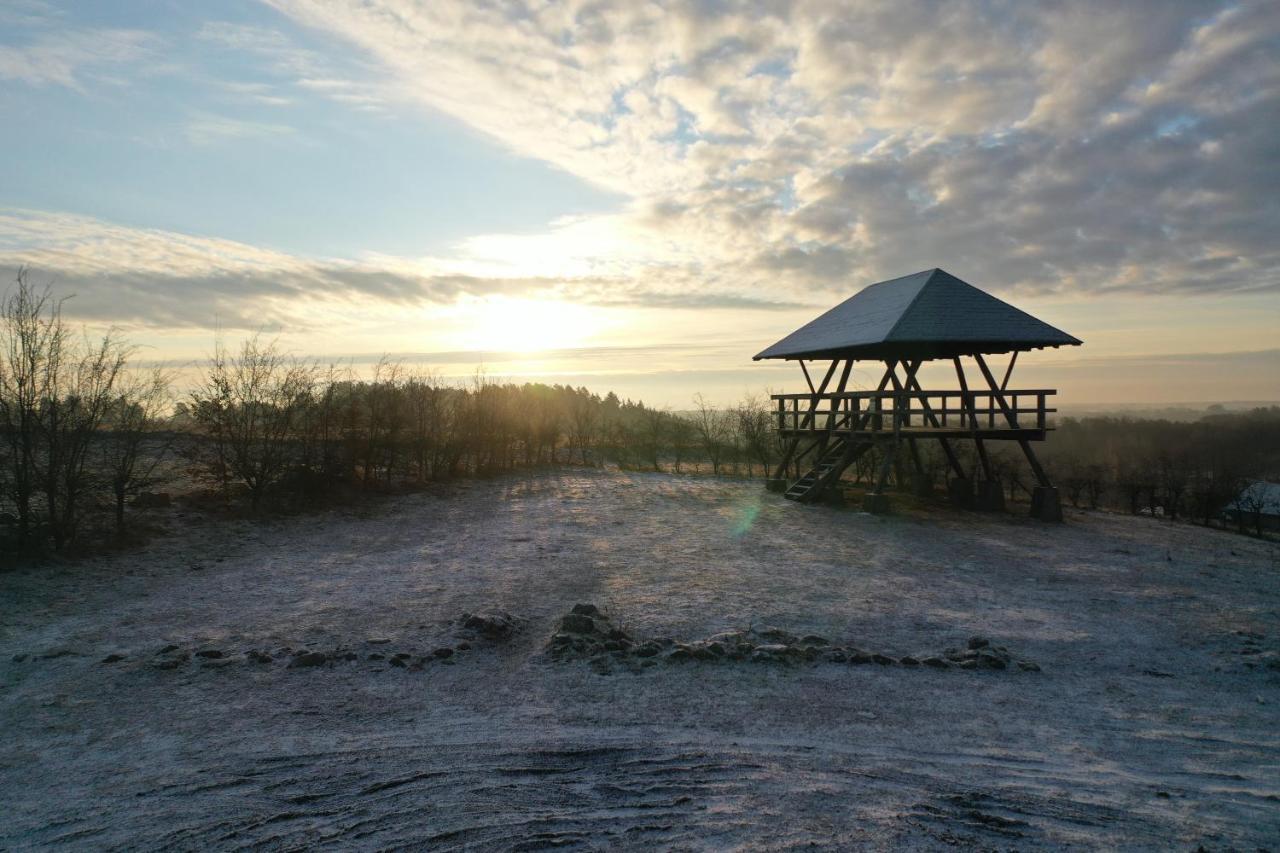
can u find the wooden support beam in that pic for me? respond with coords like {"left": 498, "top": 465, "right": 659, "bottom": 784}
{"left": 1000, "top": 351, "right": 1018, "bottom": 392}
{"left": 954, "top": 356, "right": 992, "bottom": 481}
{"left": 974, "top": 353, "right": 1020, "bottom": 429}
{"left": 1018, "top": 438, "right": 1052, "bottom": 488}
{"left": 772, "top": 358, "right": 840, "bottom": 481}
{"left": 825, "top": 359, "right": 854, "bottom": 432}
{"left": 901, "top": 363, "right": 965, "bottom": 479}
{"left": 799, "top": 359, "right": 815, "bottom": 394}
{"left": 872, "top": 440, "right": 897, "bottom": 494}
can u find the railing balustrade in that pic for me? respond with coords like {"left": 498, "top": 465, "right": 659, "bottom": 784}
{"left": 771, "top": 389, "right": 1056, "bottom": 434}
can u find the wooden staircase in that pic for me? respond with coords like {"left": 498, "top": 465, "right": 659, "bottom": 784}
{"left": 783, "top": 438, "right": 871, "bottom": 503}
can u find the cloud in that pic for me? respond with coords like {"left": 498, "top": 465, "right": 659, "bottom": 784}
{"left": 0, "top": 27, "right": 152, "bottom": 90}
{"left": 0, "top": 209, "right": 804, "bottom": 329}
{"left": 184, "top": 112, "right": 299, "bottom": 145}
{"left": 259, "top": 0, "right": 1279, "bottom": 301}
{"left": 4, "top": 0, "right": 1277, "bottom": 342}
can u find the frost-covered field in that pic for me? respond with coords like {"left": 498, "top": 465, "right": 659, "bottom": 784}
{"left": 2, "top": 470, "right": 1278, "bottom": 850}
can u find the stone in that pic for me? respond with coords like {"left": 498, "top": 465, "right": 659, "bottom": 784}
{"left": 691, "top": 646, "right": 718, "bottom": 661}
{"left": 457, "top": 643, "right": 471, "bottom": 651}
{"left": 559, "top": 614, "right": 597, "bottom": 634}
{"left": 571, "top": 603, "right": 602, "bottom": 617}
{"left": 958, "top": 659, "right": 978, "bottom": 670}
{"left": 825, "top": 650, "right": 848, "bottom": 663}
{"left": 462, "top": 612, "right": 518, "bottom": 640}
{"left": 202, "top": 658, "right": 234, "bottom": 669}
{"left": 389, "top": 657, "right": 406, "bottom": 668}
{"left": 368, "top": 653, "right": 384, "bottom": 660}
{"left": 550, "top": 633, "right": 574, "bottom": 646}
{"left": 848, "top": 651, "right": 873, "bottom": 665}
{"left": 634, "top": 642, "right": 661, "bottom": 658}
{"left": 432, "top": 647, "right": 454, "bottom": 659}
{"left": 367, "top": 638, "right": 391, "bottom": 645}
{"left": 246, "top": 650, "right": 272, "bottom": 664}
{"left": 922, "top": 657, "right": 949, "bottom": 669}
{"left": 157, "top": 644, "right": 179, "bottom": 655}
{"left": 667, "top": 647, "right": 692, "bottom": 662}
{"left": 800, "top": 635, "right": 830, "bottom": 646}
{"left": 758, "top": 627, "right": 797, "bottom": 644}
{"left": 11, "top": 654, "right": 26, "bottom": 663}
{"left": 289, "top": 652, "right": 327, "bottom": 668}
{"left": 1017, "top": 660, "right": 1041, "bottom": 672}
{"left": 871, "top": 653, "right": 894, "bottom": 665}
{"left": 606, "top": 628, "right": 630, "bottom": 642}
{"left": 195, "top": 649, "right": 224, "bottom": 659}
{"left": 977, "top": 652, "right": 1007, "bottom": 670}
{"left": 153, "top": 658, "right": 185, "bottom": 670}
{"left": 899, "top": 656, "right": 920, "bottom": 666}
{"left": 967, "top": 636, "right": 990, "bottom": 650}
{"left": 101, "top": 653, "right": 126, "bottom": 664}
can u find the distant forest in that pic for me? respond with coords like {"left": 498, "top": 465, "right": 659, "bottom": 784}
{"left": 2, "top": 270, "right": 1278, "bottom": 555}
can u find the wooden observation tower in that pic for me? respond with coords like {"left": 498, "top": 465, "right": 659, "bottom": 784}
{"left": 755, "top": 268, "right": 1081, "bottom": 520}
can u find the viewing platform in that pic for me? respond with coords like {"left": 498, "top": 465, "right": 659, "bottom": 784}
{"left": 772, "top": 388, "right": 1056, "bottom": 440}
{"left": 753, "top": 268, "right": 1082, "bottom": 518}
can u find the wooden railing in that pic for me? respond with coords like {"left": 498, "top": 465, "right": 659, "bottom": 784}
{"left": 771, "top": 389, "right": 1056, "bottom": 434}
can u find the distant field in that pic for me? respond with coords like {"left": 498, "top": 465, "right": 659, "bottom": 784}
{"left": 2, "top": 471, "right": 1278, "bottom": 848}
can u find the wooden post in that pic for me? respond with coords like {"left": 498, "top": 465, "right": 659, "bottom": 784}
{"left": 953, "top": 356, "right": 992, "bottom": 481}
{"left": 901, "top": 360, "right": 965, "bottom": 479}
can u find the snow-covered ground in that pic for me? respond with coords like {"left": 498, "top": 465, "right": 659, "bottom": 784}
{"left": 2, "top": 470, "right": 1278, "bottom": 849}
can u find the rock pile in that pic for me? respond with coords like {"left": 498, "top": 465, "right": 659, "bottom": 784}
{"left": 547, "top": 605, "right": 1040, "bottom": 675}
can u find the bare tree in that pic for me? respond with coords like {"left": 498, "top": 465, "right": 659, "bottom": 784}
{"left": 191, "top": 337, "right": 316, "bottom": 512}
{"left": 736, "top": 393, "right": 774, "bottom": 478}
{"left": 43, "top": 331, "right": 130, "bottom": 548}
{"left": 0, "top": 269, "right": 59, "bottom": 548}
{"left": 99, "top": 368, "right": 172, "bottom": 532}
{"left": 692, "top": 393, "right": 731, "bottom": 475}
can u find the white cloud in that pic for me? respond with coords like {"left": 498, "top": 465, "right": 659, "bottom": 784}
{"left": 0, "top": 28, "right": 152, "bottom": 90}
{"left": 255, "top": 0, "right": 1278, "bottom": 305}
{"left": 4, "top": 1, "right": 1277, "bottom": 340}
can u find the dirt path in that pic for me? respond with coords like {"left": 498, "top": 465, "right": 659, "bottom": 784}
{"left": 2, "top": 471, "right": 1278, "bottom": 849}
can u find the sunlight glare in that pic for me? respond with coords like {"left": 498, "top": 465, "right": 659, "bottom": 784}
{"left": 458, "top": 297, "right": 601, "bottom": 354}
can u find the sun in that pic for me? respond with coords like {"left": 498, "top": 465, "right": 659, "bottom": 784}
{"left": 458, "top": 297, "right": 600, "bottom": 353}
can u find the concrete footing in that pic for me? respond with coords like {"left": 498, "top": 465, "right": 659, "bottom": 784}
{"left": 975, "top": 479, "right": 1006, "bottom": 511}
{"left": 765, "top": 478, "right": 788, "bottom": 493}
{"left": 1030, "top": 486, "right": 1063, "bottom": 522}
{"left": 863, "top": 493, "right": 891, "bottom": 514}
{"left": 947, "top": 477, "right": 974, "bottom": 509}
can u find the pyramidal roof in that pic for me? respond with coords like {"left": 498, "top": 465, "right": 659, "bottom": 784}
{"left": 754, "top": 268, "right": 1082, "bottom": 361}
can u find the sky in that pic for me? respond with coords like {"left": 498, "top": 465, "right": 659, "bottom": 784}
{"left": 1, "top": 0, "right": 1278, "bottom": 407}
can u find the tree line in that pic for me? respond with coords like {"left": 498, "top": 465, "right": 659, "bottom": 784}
{"left": 3, "top": 269, "right": 1277, "bottom": 556}
{"left": 0, "top": 271, "right": 787, "bottom": 555}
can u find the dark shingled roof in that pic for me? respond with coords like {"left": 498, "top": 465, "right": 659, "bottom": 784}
{"left": 754, "top": 268, "right": 1082, "bottom": 361}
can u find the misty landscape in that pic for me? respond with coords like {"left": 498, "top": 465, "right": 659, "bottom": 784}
{"left": 3, "top": 1, "right": 1280, "bottom": 850}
